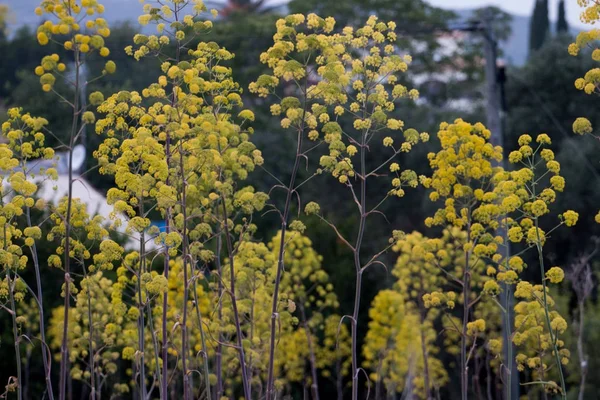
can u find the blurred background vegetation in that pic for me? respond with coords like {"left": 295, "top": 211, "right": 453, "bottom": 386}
{"left": 0, "top": 0, "right": 598, "bottom": 398}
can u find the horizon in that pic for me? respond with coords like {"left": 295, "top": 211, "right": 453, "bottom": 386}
{"left": 1, "top": 0, "right": 588, "bottom": 30}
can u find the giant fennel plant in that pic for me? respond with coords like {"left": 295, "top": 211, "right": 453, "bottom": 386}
{"left": 0, "top": 1, "right": 593, "bottom": 400}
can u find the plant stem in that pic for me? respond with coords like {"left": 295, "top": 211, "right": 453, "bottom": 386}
{"left": 461, "top": 223, "right": 471, "bottom": 400}
{"left": 26, "top": 202, "right": 55, "bottom": 400}
{"left": 82, "top": 265, "right": 96, "bottom": 399}
{"left": 59, "top": 47, "right": 80, "bottom": 400}
{"left": 214, "top": 206, "right": 223, "bottom": 400}
{"left": 8, "top": 268, "right": 23, "bottom": 400}
{"left": 220, "top": 199, "right": 251, "bottom": 400}
{"left": 534, "top": 231, "right": 566, "bottom": 398}
{"left": 531, "top": 169, "right": 566, "bottom": 398}
{"left": 492, "top": 214, "right": 514, "bottom": 400}
{"left": 161, "top": 5, "right": 181, "bottom": 394}
{"left": 265, "top": 76, "right": 308, "bottom": 400}
{"left": 160, "top": 152, "right": 171, "bottom": 400}
{"left": 577, "top": 300, "right": 587, "bottom": 400}
{"left": 192, "top": 276, "right": 211, "bottom": 400}
{"left": 138, "top": 228, "right": 147, "bottom": 400}
{"left": 502, "top": 228, "right": 513, "bottom": 400}
{"left": 180, "top": 146, "right": 191, "bottom": 400}
{"left": 419, "top": 307, "right": 431, "bottom": 399}
{"left": 161, "top": 133, "right": 171, "bottom": 400}
{"left": 146, "top": 289, "right": 162, "bottom": 400}
{"left": 299, "top": 304, "right": 320, "bottom": 400}
{"left": 141, "top": 195, "right": 162, "bottom": 398}
{"left": 350, "top": 126, "right": 368, "bottom": 400}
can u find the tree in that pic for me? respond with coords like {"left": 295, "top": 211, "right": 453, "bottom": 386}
{"left": 529, "top": 0, "right": 550, "bottom": 53}
{"left": 557, "top": 0, "right": 569, "bottom": 34}
{"left": 0, "top": 5, "right": 9, "bottom": 40}
{"left": 506, "top": 36, "right": 600, "bottom": 274}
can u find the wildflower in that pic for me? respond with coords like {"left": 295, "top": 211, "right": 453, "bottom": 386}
{"left": 546, "top": 267, "right": 564, "bottom": 284}
{"left": 37, "top": 32, "right": 49, "bottom": 45}
{"left": 526, "top": 227, "right": 546, "bottom": 245}
{"left": 488, "top": 339, "right": 502, "bottom": 355}
{"left": 550, "top": 316, "right": 568, "bottom": 333}
{"left": 508, "top": 226, "right": 523, "bottom": 243}
{"left": 550, "top": 175, "right": 565, "bottom": 192}
{"left": 304, "top": 202, "right": 321, "bottom": 215}
{"left": 387, "top": 119, "right": 403, "bottom": 130}
{"left": 514, "top": 281, "right": 533, "bottom": 298}
{"left": 546, "top": 160, "right": 560, "bottom": 174}
{"left": 104, "top": 60, "right": 116, "bottom": 74}
{"left": 82, "top": 111, "right": 95, "bottom": 124}
{"left": 536, "top": 133, "right": 551, "bottom": 144}
{"left": 573, "top": 117, "right": 593, "bottom": 135}
{"left": 518, "top": 134, "right": 532, "bottom": 146}
{"left": 530, "top": 200, "right": 549, "bottom": 217}
{"left": 483, "top": 280, "right": 500, "bottom": 296}
{"left": 466, "top": 319, "right": 486, "bottom": 336}
{"left": 508, "top": 151, "right": 522, "bottom": 163}
{"left": 562, "top": 210, "right": 579, "bottom": 226}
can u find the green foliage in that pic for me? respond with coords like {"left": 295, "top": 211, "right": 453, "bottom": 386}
{"left": 530, "top": 0, "right": 550, "bottom": 53}
{"left": 557, "top": 0, "right": 569, "bottom": 33}
{"left": 0, "top": 1, "right": 599, "bottom": 400}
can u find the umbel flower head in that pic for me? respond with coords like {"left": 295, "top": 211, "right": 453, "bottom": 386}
{"left": 34, "top": 0, "right": 115, "bottom": 92}
{"left": 251, "top": 14, "right": 425, "bottom": 191}
{"left": 422, "top": 119, "right": 505, "bottom": 229}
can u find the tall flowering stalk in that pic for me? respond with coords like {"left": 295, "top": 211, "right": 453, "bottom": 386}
{"left": 270, "top": 231, "right": 351, "bottom": 397}
{"left": 250, "top": 14, "right": 337, "bottom": 400}
{"left": 503, "top": 133, "right": 576, "bottom": 398}
{"left": 96, "top": 8, "right": 267, "bottom": 398}
{"left": 5, "top": 2, "right": 598, "bottom": 398}
{"left": 1, "top": 109, "right": 57, "bottom": 399}
{"left": 421, "top": 120, "right": 507, "bottom": 400}
{"left": 0, "top": 110, "right": 53, "bottom": 399}
{"left": 33, "top": 1, "right": 115, "bottom": 398}
{"left": 306, "top": 16, "right": 424, "bottom": 399}
{"left": 566, "top": 250, "right": 596, "bottom": 400}
{"left": 421, "top": 121, "right": 577, "bottom": 398}
{"left": 253, "top": 14, "right": 425, "bottom": 399}
{"left": 569, "top": 4, "right": 600, "bottom": 396}
{"left": 363, "top": 231, "right": 453, "bottom": 399}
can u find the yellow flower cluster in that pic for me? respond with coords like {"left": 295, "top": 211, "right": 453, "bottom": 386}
{"left": 35, "top": 0, "right": 110, "bottom": 45}
{"left": 569, "top": 2, "right": 600, "bottom": 225}
{"left": 209, "top": 231, "right": 348, "bottom": 395}
{"left": 128, "top": 1, "right": 213, "bottom": 61}
{"left": 252, "top": 14, "right": 424, "bottom": 191}
{"left": 512, "top": 282, "right": 570, "bottom": 391}
{"left": 423, "top": 119, "right": 505, "bottom": 228}
{"left": 363, "top": 290, "right": 448, "bottom": 397}
{"left": 48, "top": 272, "right": 122, "bottom": 381}
{"left": 35, "top": 0, "right": 114, "bottom": 93}
{"left": 0, "top": 108, "right": 58, "bottom": 277}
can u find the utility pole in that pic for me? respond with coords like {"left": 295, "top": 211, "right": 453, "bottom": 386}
{"left": 456, "top": 11, "right": 517, "bottom": 399}
{"left": 482, "top": 17, "right": 503, "bottom": 149}
{"left": 481, "top": 13, "right": 518, "bottom": 400}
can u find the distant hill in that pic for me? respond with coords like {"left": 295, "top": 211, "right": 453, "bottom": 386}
{"left": 453, "top": 8, "right": 580, "bottom": 66}
{"left": 4, "top": 0, "right": 146, "bottom": 30}
{"left": 3, "top": 0, "right": 578, "bottom": 66}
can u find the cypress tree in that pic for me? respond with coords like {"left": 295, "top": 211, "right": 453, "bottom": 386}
{"left": 557, "top": 0, "right": 569, "bottom": 33}
{"left": 529, "top": 0, "right": 550, "bottom": 53}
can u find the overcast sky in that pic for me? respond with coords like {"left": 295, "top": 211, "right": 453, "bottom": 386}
{"left": 3, "top": 0, "right": 589, "bottom": 31}
{"left": 262, "top": 0, "right": 588, "bottom": 29}
{"left": 427, "top": 0, "right": 585, "bottom": 28}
